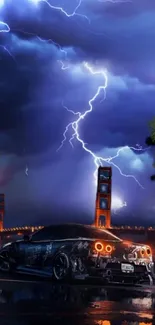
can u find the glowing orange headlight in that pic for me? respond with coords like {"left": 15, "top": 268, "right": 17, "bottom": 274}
{"left": 105, "top": 244, "right": 112, "bottom": 253}
{"left": 95, "top": 241, "right": 104, "bottom": 252}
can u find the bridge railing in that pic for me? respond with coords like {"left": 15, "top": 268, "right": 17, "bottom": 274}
{"left": 1, "top": 226, "right": 44, "bottom": 233}
{"left": 1, "top": 225, "right": 155, "bottom": 233}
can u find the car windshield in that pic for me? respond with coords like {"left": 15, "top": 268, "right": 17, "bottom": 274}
{"left": 31, "top": 224, "right": 122, "bottom": 242}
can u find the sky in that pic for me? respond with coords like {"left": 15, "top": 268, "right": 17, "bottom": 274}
{"left": 0, "top": 0, "right": 155, "bottom": 228}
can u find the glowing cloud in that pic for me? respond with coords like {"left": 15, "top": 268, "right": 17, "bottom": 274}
{"left": 111, "top": 195, "right": 127, "bottom": 211}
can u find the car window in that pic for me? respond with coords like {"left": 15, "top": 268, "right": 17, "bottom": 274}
{"left": 32, "top": 227, "right": 55, "bottom": 241}
{"left": 32, "top": 225, "right": 75, "bottom": 241}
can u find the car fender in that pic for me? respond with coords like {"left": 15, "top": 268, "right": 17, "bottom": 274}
{"left": 0, "top": 255, "right": 7, "bottom": 262}
{"left": 0, "top": 253, "right": 16, "bottom": 266}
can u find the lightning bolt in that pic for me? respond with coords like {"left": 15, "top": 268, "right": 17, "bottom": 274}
{"left": 25, "top": 165, "right": 28, "bottom": 176}
{"left": 57, "top": 61, "right": 145, "bottom": 189}
{"left": 57, "top": 103, "right": 81, "bottom": 151}
{"left": 0, "top": 45, "right": 16, "bottom": 62}
{"left": 58, "top": 60, "right": 70, "bottom": 70}
{"left": 0, "top": 22, "right": 16, "bottom": 61}
{"left": 29, "top": 0, "right": 90, "bottom": 23}
{"left": 0, "top": 21, "right": 10, "bottom": 33}
{"left": 37, "top": 36, "right": 68, "bottom": 59}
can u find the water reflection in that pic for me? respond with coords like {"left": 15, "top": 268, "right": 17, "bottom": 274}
{"left": 95, "top": 322, "right": 153, "bottom": 325}
{"left": 0, "top": 282, "right": 154, "bottom": 325}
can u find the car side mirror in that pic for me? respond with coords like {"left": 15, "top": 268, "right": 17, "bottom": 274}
{"left": 23, "top": 235, "right": 30, "bottom": 242}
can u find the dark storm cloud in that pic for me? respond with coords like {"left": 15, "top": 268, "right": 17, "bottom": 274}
{"left": 4, "top": 4, "right": 154, "bottom": 86}
{"left": 2, "top": 0, "right": 155, "bottom": 83}
{"left": 93, "top": 0, "right": 155, "bottom": 18}
{"left": 0, "top": 0, "right": 155, "bottom": 226}
{"left": 0, "top": 33, "right": 74, "bottom": 157}
{"left": 82, "top": 86, "right": 155, "bottom": 148}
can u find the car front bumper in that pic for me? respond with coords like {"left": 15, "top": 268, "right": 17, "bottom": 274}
{"left": 88, "top": 261, "right": 154, "bottom": 285}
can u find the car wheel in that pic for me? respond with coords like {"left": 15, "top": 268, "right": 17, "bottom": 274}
{"left": 53, "top": 252, "right": 71, "bottom": 281}
{"left": 0, "top": 259, "right": 11, "bottom": 273}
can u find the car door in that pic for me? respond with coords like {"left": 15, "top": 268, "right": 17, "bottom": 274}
{"left": 23, "top": 227, "right": 54, "bottom": 270}
{"left": 25, "top": 240, "right": 53, "bottom": 269}
{"left": 24, "top": 241, "right": 42, "bottom": 268}
{"left": 35, "top": 226, "right": 67, "bottom": 270}
{"left": 11, "top": 238, "right": 44, "bottom": 269}
{"left": 11, "top": 240, "right": 33, "bottom": 268}
{"left": 34, "top": 227, "right": 60, "bottom": 269}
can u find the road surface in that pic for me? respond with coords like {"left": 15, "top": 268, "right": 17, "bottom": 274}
{"left": 0, "top": 273, "right": 154, "bottom": 325}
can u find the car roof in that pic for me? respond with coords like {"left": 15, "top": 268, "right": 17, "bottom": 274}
{"left": 32, "top": 223, "right": 122, "bottom": 242}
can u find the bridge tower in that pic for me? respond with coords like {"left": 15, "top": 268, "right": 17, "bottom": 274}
{"left": 0, "top": 194, "right": 4, "bottom": 231}
{"left": 94, "top": 167, "right": 112, "bottom": 228}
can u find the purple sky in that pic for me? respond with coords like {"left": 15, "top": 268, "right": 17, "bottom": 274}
{"left": 0, "top": 0, "right": 155, "bottom": 227}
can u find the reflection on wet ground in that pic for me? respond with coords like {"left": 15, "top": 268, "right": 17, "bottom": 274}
{"left": 0, "top": 277, "right": 155, "bottom": 325}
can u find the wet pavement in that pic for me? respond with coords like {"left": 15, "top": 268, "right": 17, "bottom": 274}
{"left": 0, "top": 274, "right": 154, "bottom": 325}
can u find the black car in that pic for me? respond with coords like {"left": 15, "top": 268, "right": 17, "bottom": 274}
{"left": 0, "top": 223, "right": 154, "bottom": 284}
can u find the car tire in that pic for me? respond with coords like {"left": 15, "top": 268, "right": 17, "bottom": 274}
{"left": 0, "top": 259, "right": 11, "bottom": 273}
{"left": 52, "top": 252, "right": 71, "bottom": 281}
